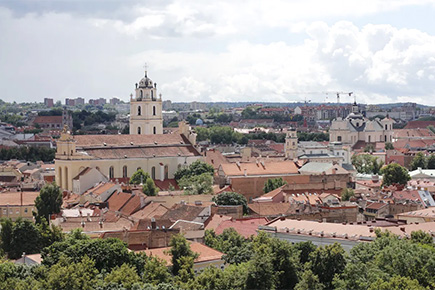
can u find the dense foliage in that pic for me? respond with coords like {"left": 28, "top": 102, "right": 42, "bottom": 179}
{"left": 0, "top": 147, "right": 56, "bottom": 162}
{"left": 381, "top": 163, "right": 411, "bottom": 186}
{"left": 410, "top": 152, "right": 435, "bottom": 170}
{"left": 263, "top": 177, "right": 287, "bottom": 193}
{"left": 130, "top": 169, "right": 150, "bottom": 185}
{"left": 352, "top": 154, "right": 384, "bottom": 174}
{"left": 0, "top": 226, "right": 434, "bottom": 289}
{"left": 212, "top": 191, "right": 248, "bottom": 214}
{"left": 34, "top": 183, "right": 63, "bottom": 223}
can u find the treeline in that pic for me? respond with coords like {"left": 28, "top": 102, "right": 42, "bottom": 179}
{"left": 0, "top": 146, "right": 55, "bottom": 162}
{"left": 195, "top": 126, "right": 328, "bottom": 144}
{"left": 72, "top": 109, "right": 116, "bottom": 130}
{"left": 0, "top": 226, "right": 434, "bottom": 290}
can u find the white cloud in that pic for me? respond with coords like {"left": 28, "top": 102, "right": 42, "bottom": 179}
{"left": 1, "top": 1, "right": 435, "bottom": 105}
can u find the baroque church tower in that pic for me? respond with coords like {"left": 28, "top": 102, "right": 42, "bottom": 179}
{"left": 129, "top": 69, "right": 163, "bottom": 135}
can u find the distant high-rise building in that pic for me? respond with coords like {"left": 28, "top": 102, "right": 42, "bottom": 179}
{"left": 89, "top": 98, "right": 106, "bottom": 106}
{"left": 75, "top": 97, "right": 85, "bottom": 106}
{"left": 110, "top": 98, "right": 121, "bottom": 105}
{"left": 65, "top": 98, "right": 75, "bottom": 106}
{"left": 44, "top": 98, "right": 54, "bottom": 108}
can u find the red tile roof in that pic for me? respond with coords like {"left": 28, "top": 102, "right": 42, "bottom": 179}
{"left": 33, "top": 116, "right": 62, "bottom": 124}
{"left": 0, "top": 191, "right": 39, "bottom": 206}
{"left": 107, "top": 191, "right": 133, "bottom": 211}
{"left": 214, "top": 217, "right": 268, "bottom": 238}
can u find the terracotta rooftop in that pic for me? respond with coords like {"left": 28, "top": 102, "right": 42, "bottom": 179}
{"left": 205, "top": 149, "right": 229, "bottom": 170}
{"left": 82, "top": 146, "right": 200, "bottom": 159}
{"left": 33, "top": 115, "right": 62, "bottom": 124}
{"left": 220, "top": 160, "right": 299, "bottom": 176}
{"left": 107, "top": 191, "right": 134, "bottom": 212}
{"left": 397, "top": 207, "right": 435, "bottom": 219}
{"left": 160, "top": 204, "right": 207, "bottom": 223}
{"left": 74, "top": 133, "right": 192, "bottom": 148}
{"left": 205, "top": 214, "right": 232, "bottom": 231}
{"left": 130, "top": 203, "right": 169, "bottom": 221}
{"left": 0, "top": 191, "right": 39, "bottom": 206}
{"left": 248, "top": 203, "right": 292, "bottom": 216}
{"left": 215, "top": 217, "right": 268, "bottom": 238}
{"left": 120, "top": 194, "right": 142, "bottom": 216}
{"left": 404, "top": 120, "right": 435, "bottom": 129}
{"left": 140, "top": 242, "right": 224, "bottom": 265}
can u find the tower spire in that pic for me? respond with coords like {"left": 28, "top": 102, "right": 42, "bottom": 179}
{"left": 143, "top": 63, "right": 148, "bottom": 77}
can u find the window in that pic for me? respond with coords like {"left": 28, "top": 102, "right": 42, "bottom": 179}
{"left": 151, "top": 90, "right": 154, "bottom": 99}
{"left": 164, "top": 165, "right": 169, "bottom": 180}
{"left": 151, "top": 166, "right": 156, "bottom": 180}
{"left": 140, "top": 90, "right": 143, "bottom": 98}
{"left": 137, "top": 127, "right": 141, "bottom": 134}
{"left": 109, "top": 166, "right": 114, "bottom": 179}
{"left": 153, "top": 106, "right": 156, "bottom": 116}
{"left": 138, "top": 106, "right": 141, "bottom": 116}
{"left": 123, "top": 166, "right": 128, "bottom": 178}
{"left": 385, "top": 124, "right": 387, "bottom": 130}
{"left": 24, "top": 208, "right": 28, "bottom": 213}
{"left": 153, "top": 127, "right": 156, "bottom": 134}
{"left": 2, "top": 209, "right": 6, "bottom": 215}
{"left": 337, "top": 136, "right": 342, "bottom": 141}
{"left": 384, "top": 135, "right": 387, "bottom": 142}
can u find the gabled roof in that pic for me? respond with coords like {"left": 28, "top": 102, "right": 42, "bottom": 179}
{"left": 107, "top": 191, "right": 134, "bottom": 212}
{"left": 214, "top": 217, "right": 268, "bottom": 238}
{"left": 131, "top": 203, "right": 169, "bottom": 221}
{"left": 298, "top": 162, "right": 348, "bottom": 175}
{"left": 160, "top": 204, "right": 206, "bottom": 222}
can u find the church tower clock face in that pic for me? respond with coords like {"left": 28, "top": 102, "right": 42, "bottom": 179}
{"left": 129, "top": 68, "right": 163, "bottom": 135}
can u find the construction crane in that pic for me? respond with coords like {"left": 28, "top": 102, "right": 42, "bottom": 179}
{"left": 279, "top": 91, "right": 354, "bottom": 104}
{"left": 324, "top": 91, "right": 353, "bottom": 104}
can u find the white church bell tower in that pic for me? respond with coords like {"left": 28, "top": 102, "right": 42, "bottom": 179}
{"left": 129, "top": 67, "right": 163, "bottom": 135}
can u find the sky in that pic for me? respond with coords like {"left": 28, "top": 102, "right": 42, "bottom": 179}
{"left": 1, "top": 0, "right": 435, "bottom": 105}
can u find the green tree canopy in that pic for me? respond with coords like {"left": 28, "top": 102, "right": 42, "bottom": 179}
{"left": 385, "top": 142, "right": 394, "bottom": 150}
{"left": 130, "top": 169, "right": 150, "bottom": 185}
{"left": 143, "top": 177, "right": 159, "bottom": 196}
{"left": 381, "top": 163, "right": 410, "bottom": 186}
{"left": 212, "top": 191, "right": 248, "bottom": 214}
{"left": 168, "top": 234, "right": 198, "bottom": 276}
{"left": 178, "top": 173, "right": 213, "bottom": 195}
{"left": 341, "top": 188, "right": 355, "bottom": 201}
{"left": 427, "top": 154, "right": 435, "bottom": 169}
{"left": 34, "top": 182, "right": 63, "bottom": 223}
{"left": 174, "top": 160, "right": 214, "bottom": 181}
{"left": 410, "top": 152, "right": 427, "bottom": 170}
{"left": 352, "top": 154, "right": 384, "bottom": 174}
{"left": 263, "top": 177, "right": 287, "bottom": 193}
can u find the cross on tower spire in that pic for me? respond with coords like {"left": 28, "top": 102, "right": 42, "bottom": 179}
{"left": 143, "top": 63, "right": 148, "bottom": 77}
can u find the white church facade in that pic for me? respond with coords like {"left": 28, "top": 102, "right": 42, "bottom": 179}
{"left": 55, "top": 70, "right": 201, "bottom": 191}
{"left": 329, "top": 102, "right": 394, "bottom": 148}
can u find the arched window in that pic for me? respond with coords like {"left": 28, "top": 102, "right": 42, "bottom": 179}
{"left": 384, "top": 135, "right": 387, "bottom": 142}
{"left": 123, "top": 166, "right": 128, "bottom": 178}
{"left": 153, "top": 126, "right": 156, "bottom": 134}
{"left": 368, "top": 135, "right": 371, "bottom": 143}
{"left": 140, "top": 90, "right": 143, "bottom": 98}
{"left": 64, "top": 166, "right": 69, "bottom": 190}
{"left": 138, "top": 106, "right": 141, "bottom": 116}
{"left": 385, "top": 124, "right": 387, "bottom": 130}
{"left": 153, "top": 106, "right": 156, "bottom": 116}
{"left": 151, "top": 90, "right": 154, "bottom": 100}
{"left": 109, "top": 166, "right": 114, "bottom": 179}
{"left": 164, "top": 165, "right": 169, "bottom": 180}
{"left": 58, "top": 166, "right": 62, "bottom": 188}
{"left": 137, "top": 126, "right": 141, "bottom": 134}
{"left": 151, "top": 166, "right": 156, "bottom": 180}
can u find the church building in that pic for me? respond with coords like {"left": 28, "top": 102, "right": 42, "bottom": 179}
{"left": 55, "top": 70, "right": 201, "bottom": 191}
{"left": 329, "top": 102, "right": 394, "bottom": 148}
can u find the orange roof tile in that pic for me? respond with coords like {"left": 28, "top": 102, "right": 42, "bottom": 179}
{"left": 215, "top": 217, "right": 268, "bottom": 238}
{"left": 220, "top": 160, "right": 299, "bottom": 176}
{"left": 0, "top": 191, "right": 39, "bottom": 206}
{"left": 107, "top": 191, "right": 133, "bottom": 211}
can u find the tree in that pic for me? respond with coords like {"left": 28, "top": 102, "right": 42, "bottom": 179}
{"left": 295, "top": 269, "right": 324, "bottom": 290}
{"left": 104, "top": 263, "right": 141, "bottom": 289}
{"left": 381, "top": 163, "right": 410, "bottom": 186}
{"left": 308, "top": 243, "right": 346, "bottom": 289}
{"left": 364, "top": 144, "right": 375, "bottom": 153}
{"left": 263, "top": 177, "right": 287, "bottom": 193}
{"left": 0, "top": 218, "right": 13, "bottom": 255}
{"left": 368, "top": 276, "right": 426, "bottom": 290}
{"left": 130, "top": 169, "right": 150, "bottom": 185}
{"left": 142, "top": 257, "right": 171, "bottom": 285}
{"left": 410, "top": 230, "right": 434, "bottom": 245}
{"left": 426, "top": 154, "right": 435, "bottom": 169}
{"left": 9, "top": 218, "right": 41, "bottom": 259}
{"left": 385, "top": 142, "right": 394, "bottom": 150}
{"left": 34, "top": 182, "right": 63, "bottom": 223}
{"left": 143, "top": 178, "right": 159, "bottom": 196}
{"left": 41, "top": 256, "right": 99, "bottom": 290}
{"left": 212, "top": 191, "right": 248, "bottom": 214}
{"left": 341, "top": 188, "right": 355, "bottom": 201}
{"left": 168, "top": 234, "right": 198, "bottom": 276}
{"left": 178, "top": 173, "right": 213, "bottom": 195}
{"left": 174, "top": 160, "right": 214, "bottom": 181}
{"left": 246, "top": 244, "right": 276, "bottom": 290}
{"left": 352, "top": 154, "right": 383, "bottom": 174}
{"left": 410, "top": 152, "right": 426, "bottom": 170}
